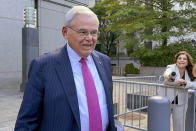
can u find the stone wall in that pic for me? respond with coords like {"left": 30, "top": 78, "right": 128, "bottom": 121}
{"left": 140, "top": 67, "right": 166, "bottom": 76}
{"left": 112, "top": 66, "right": 166, "bottom": 76}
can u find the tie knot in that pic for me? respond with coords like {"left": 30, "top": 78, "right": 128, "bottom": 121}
{"left": 80, "top": 58, "right": 87, "bottom": 64}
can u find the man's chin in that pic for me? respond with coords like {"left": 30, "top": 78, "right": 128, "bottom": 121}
{"left": 80, "top": 51, "right": 93, "bottom": 58}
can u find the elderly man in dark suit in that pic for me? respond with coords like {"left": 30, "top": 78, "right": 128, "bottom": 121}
{"left": 15, "top": 6, "right": 115, "bottom": 131}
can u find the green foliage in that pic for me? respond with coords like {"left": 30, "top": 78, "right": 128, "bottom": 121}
{"left": 125, "top": 63, "right": 140, "bottom": 74}
{"left": 96, "top": 0, "right": 196, "bottom": 51}
{"left": 92, "top": 0, "right": 196, "bottom": 65}
{"left": 91, "top": 1, "right": 119, "bottom": 57}
{"left": 130, "top": 42, "right": 196, "bottom": 67}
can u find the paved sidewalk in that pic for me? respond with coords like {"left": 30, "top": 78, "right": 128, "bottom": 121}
{"left": 0, "top": 78, "right": 22, "bottom": 131}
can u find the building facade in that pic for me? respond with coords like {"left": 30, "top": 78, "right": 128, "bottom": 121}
{"left": 0, "top": 0, "right": 136, "bottom": 79}
{"left": 0, "top": 0, "right": 91, "bottom": 79}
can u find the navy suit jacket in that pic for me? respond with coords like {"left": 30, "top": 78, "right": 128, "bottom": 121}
{"left": 15, "top": 45, "right": 115, "bottom": 131}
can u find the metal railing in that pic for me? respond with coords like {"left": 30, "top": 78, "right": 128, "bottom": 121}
{"left": 112, "top": 66, "right": 125, "bottom": 76}
{"left": 112, "top": 76, "right": 196, "bottom": 131}
{"left": 113, "top": 76, "right": 159, "bottom": 83}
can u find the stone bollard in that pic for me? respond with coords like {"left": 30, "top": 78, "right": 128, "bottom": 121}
{"left": 148, "top": 96, "right": 170, "bottom": 131}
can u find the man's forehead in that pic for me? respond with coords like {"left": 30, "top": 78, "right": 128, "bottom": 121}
{"left": 73, "top": 14, "right": 99, "bottom": 23}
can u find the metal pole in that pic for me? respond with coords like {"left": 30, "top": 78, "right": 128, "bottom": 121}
{"left": 148, "top": 96, "right": 171, "bottom": 131}
{"left": 20, "top": 7, "right": 38, "bottom": 91}
{"left": 185, "top": 89, "right": 196, "bottom": 131}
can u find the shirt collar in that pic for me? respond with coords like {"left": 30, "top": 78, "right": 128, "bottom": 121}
{"left": 67, "top": 43, "right": 92, "bottom": 63}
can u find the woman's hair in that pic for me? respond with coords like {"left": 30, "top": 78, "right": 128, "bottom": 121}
{"left": 193, "top": 64, "right": 196, "bottom": 78}
{"left": 64, "top": 6, "right": 99, "bottom": 27}
{"left": 175, "top": 51, "right": 195, "bottom": 81}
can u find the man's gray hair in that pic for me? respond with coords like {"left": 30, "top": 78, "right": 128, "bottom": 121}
{"left": 64, "top": 6, "right": 99, "bottom": 27}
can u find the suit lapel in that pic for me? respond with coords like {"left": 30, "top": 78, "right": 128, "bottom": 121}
{"left": 91, "top": 51, "right": 111, "bottom": 104}
{"left": 92, "top": 51, "right": 114, "bottom": 130}
{"left": 55, "top": 45, "right": 81, "bottom": 129}
{"left": 92, "top": 52, "right": 107, "bottom": 89}
{"left": 185, "top": 70, "right": 190, "bottom": 81}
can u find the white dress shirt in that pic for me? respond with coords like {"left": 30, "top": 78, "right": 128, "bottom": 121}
{"left": 67, "top": 43, "right": 109, "bottom": 131}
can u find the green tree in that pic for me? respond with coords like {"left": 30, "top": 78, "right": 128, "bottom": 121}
{"left": 101, "top": 0, "right": 196, "bottom": 50}
{"left": 91, "top": 1, "right": 119, "bottom": 57}
{"left": 130, "top": 42, "right": 196, "bottom": 66}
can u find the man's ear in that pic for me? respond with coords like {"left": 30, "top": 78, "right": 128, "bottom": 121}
{"left": 62, "top": 26, "right": 68, "bottom": 38}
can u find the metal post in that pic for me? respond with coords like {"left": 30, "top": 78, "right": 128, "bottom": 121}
{"left": 148, "top": 96, "right": 171, "bottom": 131}
{"left": 20, "top": 7, "right": 38, "bottom": 91}
{"left": 185, "top": 89, "right": 196, "bottom": 131}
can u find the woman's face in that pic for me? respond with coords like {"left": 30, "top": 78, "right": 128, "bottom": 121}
{"left": 176, "top": 54, "right": 188, "bottom": 69}
{"left": 192, "top": 65, "right": 196, "bottom": 77}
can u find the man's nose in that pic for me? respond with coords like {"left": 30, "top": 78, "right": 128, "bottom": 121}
{"left": 84, "top": 33, "right": 93, "bottom": 40}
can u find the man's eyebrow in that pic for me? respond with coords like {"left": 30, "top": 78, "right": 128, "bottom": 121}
{"left": 78, "top": 28, "right": 98, "bottom": 31}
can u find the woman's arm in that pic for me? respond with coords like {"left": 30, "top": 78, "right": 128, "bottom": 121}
{"left": 186, "top": 80, "right": 196, "bottom": 89}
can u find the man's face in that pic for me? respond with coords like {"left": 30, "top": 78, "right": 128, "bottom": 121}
{"left": 62, "top": 14, "right": 99, "bottom": 58}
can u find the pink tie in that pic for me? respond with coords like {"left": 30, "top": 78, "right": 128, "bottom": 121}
{"left": 80, "top": 58, "right": 103, "bottom": 131}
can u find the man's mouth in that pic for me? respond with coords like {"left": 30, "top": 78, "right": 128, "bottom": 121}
{"left": 83, "top": 44, "right": 92, "bottom": 47}
{"left": 82, "top": 44, "right": 93, "bottom": 48}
